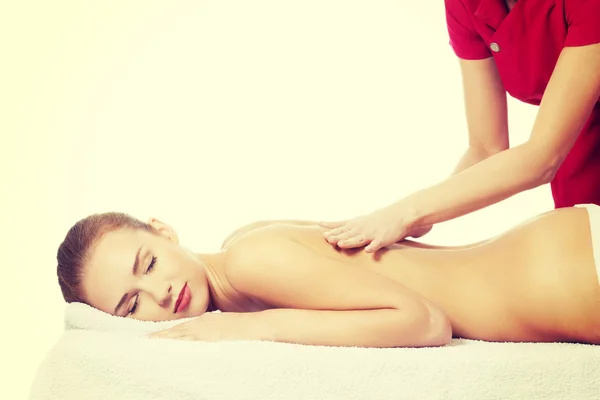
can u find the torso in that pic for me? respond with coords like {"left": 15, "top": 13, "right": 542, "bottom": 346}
{"left": 229, "top": 207, "right": 600, "bottom": 344}
{"left": 446, "top": 0, "right": 600, "bottom": 208}
{"left": 455, "top": 0, "right": 567, "bottom": 105}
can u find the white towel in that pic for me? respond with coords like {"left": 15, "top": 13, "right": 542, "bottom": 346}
{"left": 29, "top": 303, "right": 600, "bottom": 400}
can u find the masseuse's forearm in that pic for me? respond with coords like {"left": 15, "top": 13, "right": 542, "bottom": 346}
{"left": 244, "top": 307, "right": 450, "bottom": 348}
{"left": 451, "top": 145, "right": 496, "bottom": 176}
{"left": 406, "top": 143, "right": 549, "bottom": 227}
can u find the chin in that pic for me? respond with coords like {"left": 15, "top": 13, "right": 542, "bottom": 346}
{"left": 182, "top": 292, "right": 211, "bottom": 318}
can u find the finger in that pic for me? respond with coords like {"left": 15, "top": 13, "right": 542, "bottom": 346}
{"left": 331, "top": 229, "right": 357, "bottom": 241}
{"left": 148, "top": 329, "right": 171, "bottom": 337}
{"left": 148, "top": 332, "right": 168, "bottom": 339}
{"left": 319, "top": 220, "right": 347, "bottom": 229}
{"left": 326, "top": 229, "right": 360, "bottom": 245}
{"left": 365, "top": 235, "right": 401, "bottom": 253}
{"left": 364, "top": 239, "right": 384, "bottom": 253}
{"left": 326, "top": 226, "right": 351, "bottom": 237}
{"left": 337, "top": 235, "right": 370, "bottom": 249}
{"left": 325, "top": 232, "right": 346, "bottom": 244}
{"left": 325, "top": 235, "right": 339, "bottom": 245}
{"left": 149, "top": 328, "right": 184, "bottom": 339}
{"left": 148, "top": 331, "right": 172, "bottom": 339}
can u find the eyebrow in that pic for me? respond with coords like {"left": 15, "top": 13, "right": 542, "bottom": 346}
{"left": 113, "top": 246, "right": 142, "bottom": 315}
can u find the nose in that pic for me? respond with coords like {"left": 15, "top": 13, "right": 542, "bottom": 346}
{"left": 141, "top": 280, "right": 172, "bottom": 308}
{"left": 157, "top": 284, "right": 172, "bottom": 307}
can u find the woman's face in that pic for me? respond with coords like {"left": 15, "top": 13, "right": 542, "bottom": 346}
{"left": 82, "top": 220, "right": 211, "bottom": 321}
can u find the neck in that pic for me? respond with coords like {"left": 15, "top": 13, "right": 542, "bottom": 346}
{"left": 195, "top": 252, "right": 228, "bottom": 312}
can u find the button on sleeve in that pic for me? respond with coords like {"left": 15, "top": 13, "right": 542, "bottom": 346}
{"left": 564, "top": 0, "right": 600, "bottom": 47}
{"left": 445, "top": 0, "right": 492, "bottom": 59}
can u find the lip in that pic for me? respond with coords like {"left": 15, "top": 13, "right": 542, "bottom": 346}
{"left": 174, "top": 282, "right": 191, "bottom": 313}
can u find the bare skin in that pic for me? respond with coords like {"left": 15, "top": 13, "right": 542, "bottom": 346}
{"left": 221, "top": 206, "right": 600, "bottom": 345}
{"left": 83, "top": 206, "right": 600, "bottom": 347}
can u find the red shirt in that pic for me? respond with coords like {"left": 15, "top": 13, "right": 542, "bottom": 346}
{"left": 444, "top": 0, "right": 600, "bottom": 208}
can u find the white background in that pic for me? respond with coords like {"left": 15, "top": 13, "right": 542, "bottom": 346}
{"left": 2, "top": 1, "right": 552, "bottom": 399}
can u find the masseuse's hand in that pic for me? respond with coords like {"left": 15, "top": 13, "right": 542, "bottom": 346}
{"left": 148, "top": 312, "right": 252, "bottom": 342}
{"left": 320, "top": 204, "right": 432, "bottom": 253}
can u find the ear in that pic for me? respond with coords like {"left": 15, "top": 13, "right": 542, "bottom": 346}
{"left": 147, "top": 218, "right": 180, "bottom": 244}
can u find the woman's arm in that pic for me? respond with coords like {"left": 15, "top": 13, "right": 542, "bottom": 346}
{"left": 404, "top": 43, "right": 600, "bottom": 229}
{"left": 223, "top": 225, "right": 452, "bottom": 348}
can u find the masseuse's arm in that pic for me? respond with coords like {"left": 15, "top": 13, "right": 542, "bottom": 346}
{"left": 451, "top": 57, "right": 509, "bottom": 175}
{"left": 407, "top": 43, "right": 600, "bottom": 229}
{"left": 224, "top": 226, "right": 452, "bottom": 348}
{"left": 406, "top": 57, "right": 509, "bottom": 238}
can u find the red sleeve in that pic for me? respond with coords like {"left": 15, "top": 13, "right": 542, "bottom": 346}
{"left": 444, "top": 0, "right": 491, "bottom": 60}
{"left": 564, "top": 0, "right": 600, "bottom": 47}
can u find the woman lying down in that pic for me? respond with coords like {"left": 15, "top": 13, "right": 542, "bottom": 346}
{"left": 56, "top": 204, "right": 600, "bottom": 348}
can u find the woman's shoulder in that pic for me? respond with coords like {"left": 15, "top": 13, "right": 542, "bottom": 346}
{"left": 223, "top": 222, "right": 326, "bottom": 267}
{"left": 220, "top": 223, "right": 323, "bottom": 297}
{"left": 221, "top": 219, "right": 321, "bottom": 250}
{"left": 226, "top": 223, "right": 307, "bottom": 252}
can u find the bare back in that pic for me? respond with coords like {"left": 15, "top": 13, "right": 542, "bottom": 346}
{"left": 232, "top": 207, "right": 600, "bottom": 344}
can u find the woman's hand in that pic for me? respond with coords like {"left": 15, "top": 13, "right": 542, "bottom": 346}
{"left": 148, "top": 312, "right": 260, "bottom": 342}
{"left": 320, "top": 203, "right": 430, "bottom": 253}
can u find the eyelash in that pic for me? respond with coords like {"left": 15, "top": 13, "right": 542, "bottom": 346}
{"left": 128, "top": 256, "right": 158, "bottom": 316}
{"left": 147, "top": 256, "right": 157, "bottom": 274}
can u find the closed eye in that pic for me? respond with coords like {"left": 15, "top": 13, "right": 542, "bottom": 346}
{"left": 146, "top": 256, "right": 157, "bottom": 274}
{"left": 127, "top": 256, "right": 158, "bottom": 317}
{"left": 128, "top": 295, "right": 140, "bottom": 316}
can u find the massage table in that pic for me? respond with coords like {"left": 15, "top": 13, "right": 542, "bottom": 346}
{"left": 29, "top": 303, "right": 600, "bottom": 400}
